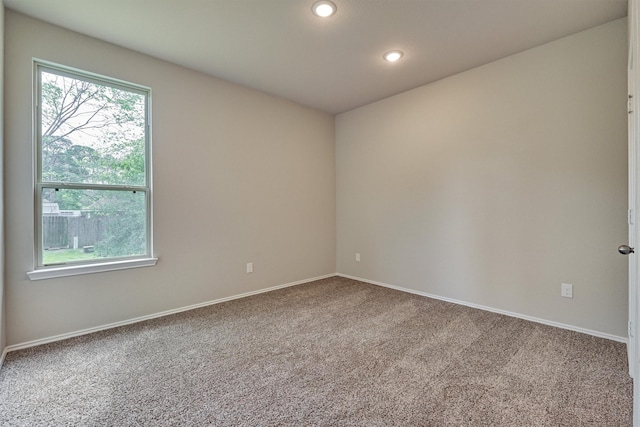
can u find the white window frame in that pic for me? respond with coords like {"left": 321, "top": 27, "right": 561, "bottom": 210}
{"left": 27, "top": 60, "right": 157, "bottom": 281}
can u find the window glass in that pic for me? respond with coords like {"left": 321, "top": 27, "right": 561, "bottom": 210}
{"left": 40, "top": 71, "right": 147, "bottom": 186}
{"left": 41, "top": 188, "right": 147, "bottom": 266}
{"left": 35, "top": 62, "right": 151, "bottom": 267}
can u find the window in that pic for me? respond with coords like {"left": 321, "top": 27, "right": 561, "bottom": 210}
{"left": 30, "top": 61, "right": 155, "bottom": 278}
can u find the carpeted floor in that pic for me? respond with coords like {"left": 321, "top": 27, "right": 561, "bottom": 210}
{"left": 0, "top": 276, "right": 633, "bottom": 426}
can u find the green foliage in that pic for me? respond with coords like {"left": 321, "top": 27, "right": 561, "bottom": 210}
{"left": 93, "top": 191, "right": 147, "bottom": 258}
{"left": 42, "top": 188, "right": 84, "bottom": 211}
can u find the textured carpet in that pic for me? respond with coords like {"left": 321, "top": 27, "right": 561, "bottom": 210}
{"left": 0, "top": 277, "right": 633, "bottom": 426}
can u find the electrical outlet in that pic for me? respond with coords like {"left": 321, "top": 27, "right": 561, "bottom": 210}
{"left": 355, "top": 253, "right": 361, "bottom": 262}
{"left": 561, "top": 283, "right": 573, "bottom": 299}
{"left": 246, "top": 262, "right": 253, "bottom": 274}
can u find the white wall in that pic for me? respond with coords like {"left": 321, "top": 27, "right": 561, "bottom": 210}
{"left": 4, "top": 11, "right": 336, "bottom": 346}
{"left": 336, "top": 19, "right": 629, "bottom": 338}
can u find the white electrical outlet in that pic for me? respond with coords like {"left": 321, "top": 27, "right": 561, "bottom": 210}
{"left": 246, "top": 262, "right": 253, "bottom": 273}
{"left": 355, "top": 253, "right": 361, "bottom": 262}
{"left": 561, "top": 283, "right": 573, "bottom": 298}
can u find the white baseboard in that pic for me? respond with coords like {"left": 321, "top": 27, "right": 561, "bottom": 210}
{"left": 337, "top": 273, "right": 627, "bottom": 343}
{"left": 4, "top": 273, "right": 338, "bottom": 355}
{"left": 0, "top": 347, "right": 8, "bottom": 368}
{"left": 3, "top": 271, "right": 625, "bottom": 363}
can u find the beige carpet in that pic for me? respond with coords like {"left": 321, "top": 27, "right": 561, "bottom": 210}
{"left": 0, "top": 276, "right": 633, "bottom": 426}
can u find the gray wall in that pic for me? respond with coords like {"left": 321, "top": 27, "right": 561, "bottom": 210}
{"left": 0, "top": 4, "right": 5, "bottom": 356}
{"left": 4, "top": 11, "right": 336, "bottom": 345}
{"left": 336, "top": 19, "right": 629, "bottom": 338}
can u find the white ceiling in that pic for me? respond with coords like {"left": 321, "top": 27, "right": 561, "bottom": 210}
{"left": 4, "top": 0, "right": 628, "bottom": 114}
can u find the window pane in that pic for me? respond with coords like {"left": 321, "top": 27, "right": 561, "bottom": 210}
{"left": 42, "top": 188, "right": 147, "bottom": 265}
{"left": 40, "top": 70, "right": 146, "bottom": 186}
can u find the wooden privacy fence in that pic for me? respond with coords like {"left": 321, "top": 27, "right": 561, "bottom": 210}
{"left": 43, "top": 216, "right": 103, "bottom": 249}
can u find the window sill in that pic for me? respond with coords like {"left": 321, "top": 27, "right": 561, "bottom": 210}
{"left": 27, "top": 257, "right": 158, "bottom": 281}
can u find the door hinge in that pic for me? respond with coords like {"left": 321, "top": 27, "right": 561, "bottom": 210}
{"left": 630, "top": 320, "right": 634, "bottom": 338}
{"left": 630, "top": 209, "right": 635, "bottom": 226}
{"left": 630, "top": 94, "right": 634, "bottom": 114}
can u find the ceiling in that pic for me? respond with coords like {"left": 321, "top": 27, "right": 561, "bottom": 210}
{"left": 4, "top": 0, "right": 628, "bottom": 114}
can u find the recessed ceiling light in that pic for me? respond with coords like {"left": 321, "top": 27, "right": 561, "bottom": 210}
{"left": 383, "top": 50, "right": 404, "bottom": 63}
{"left": 382, "top": 50, "right": 404, "bottom": 62}
{"left": 312, "top": 1, "right": 337, "bottom": 18}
